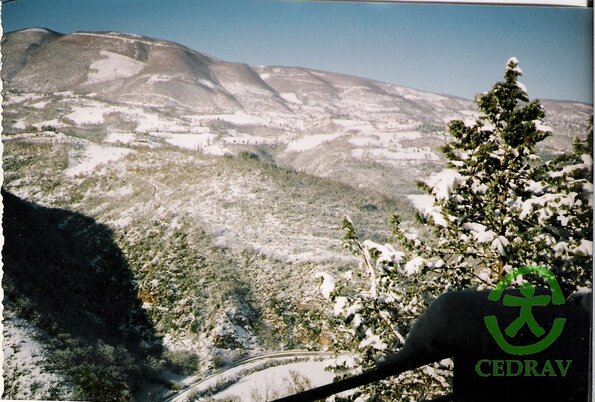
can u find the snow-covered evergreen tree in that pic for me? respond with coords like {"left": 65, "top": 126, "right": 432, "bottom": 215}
{"left": 322, "top": 58, "right": 593, "bottom": 401}
{"left": 537, "top": 121, "right": 593, "bottom": 293}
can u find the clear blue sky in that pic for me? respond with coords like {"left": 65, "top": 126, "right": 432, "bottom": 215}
{"left": 1, "top": 0, "right": 593, "bottom": 103}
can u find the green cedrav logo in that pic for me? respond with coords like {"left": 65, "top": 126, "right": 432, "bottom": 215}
{"left": 484, "top": 265, "right": 566, "bottom": 356}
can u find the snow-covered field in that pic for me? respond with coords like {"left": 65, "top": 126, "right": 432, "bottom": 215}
{"left": 86, "top": 50, "right": 144, "bottom": 84}
{"left": 65, "top": 104, "right": 110, "bottom": 125}
{"left": 155, "top": 133, "right": 219, "bottom": 152}
{"left": 104, "top": 132, "right": 137, "bottom": 144}
{"left": 285, "top": 133, "right": 345, "bottom": 152}
{"left": 66, "top": 141, "right": 134, "bottom": 176}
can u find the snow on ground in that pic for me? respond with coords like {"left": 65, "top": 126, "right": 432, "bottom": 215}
{"left": 137, "top": 167, "right": 351, "bottom": 264}
{"left": 12, "top": 119, "right": 28, "bottom": 130}
{"left": 212, "top": 361, "right": 334, "bottom": 401}
{"left": 147, "top": 74, "right": 175, "bottom": 84}
{"left": 352, "top": 147, "right": 440, "bottom": 162}
{"left": 332, "top": 118, "right": 375, "bottom": 131}
{"left": 285, "top": 133, "right": 344, "bottom": 152}
{"left": 154, "top": 133, "right": 218, "bottom": 151}
{"left": 2, "top": 131, "right": 70, "bottom": 144}
{"left": 349, "top": 137, "right": 380, "bottom": 147}
{"left": 29, "top": 100, "right": 51, "bottom": 109}
{"left": 220, "top": 82, "right": 273, "bottom": 97}
{"left": 119, "top": 91, "right": 210, "bottom": 111}
{"left": 391, "top": 85, "right": 450, "bottom": 102}
{"left": 280, "top": 92, "right": 303, "bottom": 104}
{"left": 202, "top": 144, "right": 230, "bottom": 156}
{"left": 73, "top": 31, "right": 184, "bottom": 51}
{"left": 198, "top": 78, "right": 217, "bottom": 89}
{"left": 110, "top": 215, "right": 133, "bottom": 228}
{"left": 2, "top": 312, "right": 76, "bottom": 400}
{"left": 442, "top": 110, "right": 481, "bottom": 124}
{"left": 65, "top": 104, "right": 109, "bottom": 125}
{"left": 188, "top": 112, "right": 270, "bottom": 126}
{"left": 375, "top": 121, "right": 420, "bottom": 131}
{"left": 348, "top": 131, "right": 424, "bottom": 148}
{"left": 66, "top": 142, "right": 133, "bottom": 176}
{"left": 33, "top": 119, "right": 64, "bottom": 130}
{"left": 63, "top": 99, "right": 193, "bottom": 133}
{"left": 460, "top": 110, "right": 480, "bottom": 118}
{"left": 314, "top": 272, "right": 335, "bottom": 299}
{"left": 87, "top": 50, "right": 144, "bottom": 84}
{"left": 185, "top": 111, "right": 306, "bottom": 132}
{"left": 105, "top": 132, "right": 137, "bottom": 144}
{"left": 283, "top": 249, "right": 352, "bottom": 264}
{"left": 116, "top": 103, "right": 194, "bottom": 133}
{"left": 3, "top": 92, "right": 45, "bottom": 105}
{"left": 134, "top": 112, "right": 189, "bottom": 133}
{"left": 54, "top": 91, "right": 76, "bottom": 98}
{"left": 105, "top": 132, "right": 162, "bottom": 148}
{"left": 393, "top": 131, "right": 424, "bottom": 140}
{"left": 222, "top": 131, "right": 273, "bottom": 145}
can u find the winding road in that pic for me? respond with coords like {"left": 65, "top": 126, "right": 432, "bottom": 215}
{"left": 164, "top": 350, "right": 333, "bottom": 402}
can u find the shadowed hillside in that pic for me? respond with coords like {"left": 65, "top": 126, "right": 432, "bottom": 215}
{"left": 2, "top": 190, "right": 163, "bottom": 401}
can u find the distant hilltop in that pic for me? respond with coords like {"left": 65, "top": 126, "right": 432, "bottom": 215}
{"left": 2, "top": 27, "right": 592, "bottom": 199}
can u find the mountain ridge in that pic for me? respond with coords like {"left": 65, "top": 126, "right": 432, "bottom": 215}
{"left": 7, "top": 27, "right": 592, "bottom": 106}
{"left": 3, "top": 28, "right": 592, "bottom": 202}
{"left": 1, "top": 28, "right": 483, "bottom": 115}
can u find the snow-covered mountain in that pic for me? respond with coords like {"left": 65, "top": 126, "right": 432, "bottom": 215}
{"left": 3, "top": 28, "right": 591, "bottom": 198}
{"left": 4, "top": 28, "right": 470, "bottom": 114}
{"left": 1, "top": 28, "right": 592, "bottom": 401}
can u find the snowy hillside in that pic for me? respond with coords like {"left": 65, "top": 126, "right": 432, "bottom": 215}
{"left": 3, "top": 28, "right": 591, "bottom": 200}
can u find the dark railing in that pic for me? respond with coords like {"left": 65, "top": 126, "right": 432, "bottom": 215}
{"left": 272, "top": 365, "right": 452, "bottom": 402}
